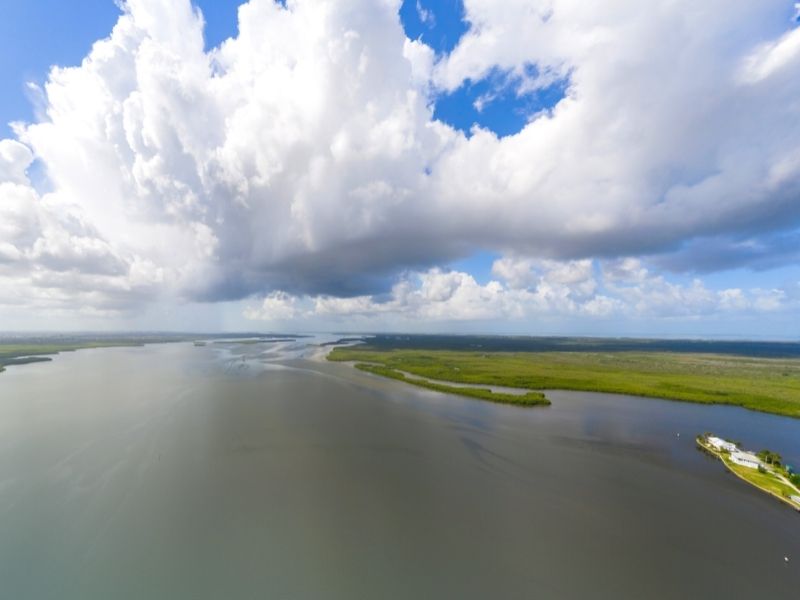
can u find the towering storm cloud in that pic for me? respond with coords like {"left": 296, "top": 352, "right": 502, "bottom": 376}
{"left": 1, "top": 0, "right": 799, "bottom": 327}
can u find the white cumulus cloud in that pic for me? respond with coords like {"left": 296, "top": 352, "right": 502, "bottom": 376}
{"left": 1, "top": 0, "right": 800, "bottom": 327}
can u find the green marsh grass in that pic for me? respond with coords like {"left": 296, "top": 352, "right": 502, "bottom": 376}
{"left": 330, "top": 348, "right": 800, "bottom": 417}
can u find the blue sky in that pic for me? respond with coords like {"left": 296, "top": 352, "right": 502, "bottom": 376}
{"left": 399, "top": 0, "right": 467, "bottom": 55}
{"left": 1, "top": 0, "right": 799, "bottom": 337}
{"left": 0, "top": 0, "right": 240, "bottom": 136}
{"left": 0, "top": 0, "right": 558, "bottom": 139}
{"left": 0, "top": 1, "right": 117, "bottom": 137}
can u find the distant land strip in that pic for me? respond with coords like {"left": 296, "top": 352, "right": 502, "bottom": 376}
{"left": 347, "top": 334, "right": 800, "bottom": 358}
{"left": 0, "top": 333, "right": 301, "bottom": 374}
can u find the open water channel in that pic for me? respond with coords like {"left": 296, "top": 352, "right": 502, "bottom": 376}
{"left": 1, "top": 338, "right": 798, "bottom": 598}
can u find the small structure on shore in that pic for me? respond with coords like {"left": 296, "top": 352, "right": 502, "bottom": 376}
{"left": 707, "top": 436, "right": 738, "bottom": 453}
{"left": 730, "top": 452, "right": 761, "bottom": 469}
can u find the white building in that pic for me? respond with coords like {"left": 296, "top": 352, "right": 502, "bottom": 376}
{"left": 730, "top": 452, "right": 761, "bottom": 469}
{"left": 707, "top": 436, "right": 738, "bottom": 453}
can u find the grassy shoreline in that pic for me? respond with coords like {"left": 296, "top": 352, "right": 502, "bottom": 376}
{"left": 354, "top": 362, "right": 549, "bottom": 406}
{"left": 328, "top": 346, "right": 800, "bottom": 417}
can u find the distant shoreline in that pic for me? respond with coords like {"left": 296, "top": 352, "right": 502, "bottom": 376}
{"left": 0, "top": 333, "right": 302, "bottom": 375}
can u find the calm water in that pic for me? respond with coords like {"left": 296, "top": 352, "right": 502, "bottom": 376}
{"left": 1, "top": 340, "right": 799, "bottom": 599}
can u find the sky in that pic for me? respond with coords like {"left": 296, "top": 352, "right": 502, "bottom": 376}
{"left": 1, "top": 0, "right": 800, "bottom": 337}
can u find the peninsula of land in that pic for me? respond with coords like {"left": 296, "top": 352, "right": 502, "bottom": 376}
{"left": 697, "top": 434, "right": 800, "bottom": 511}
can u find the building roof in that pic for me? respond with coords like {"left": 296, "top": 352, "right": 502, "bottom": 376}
{"left": 730, "top": 452, "right": 761, "bottom": 467}
{"left": 708, "top": 436, "right": 737, "bottom": 451}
